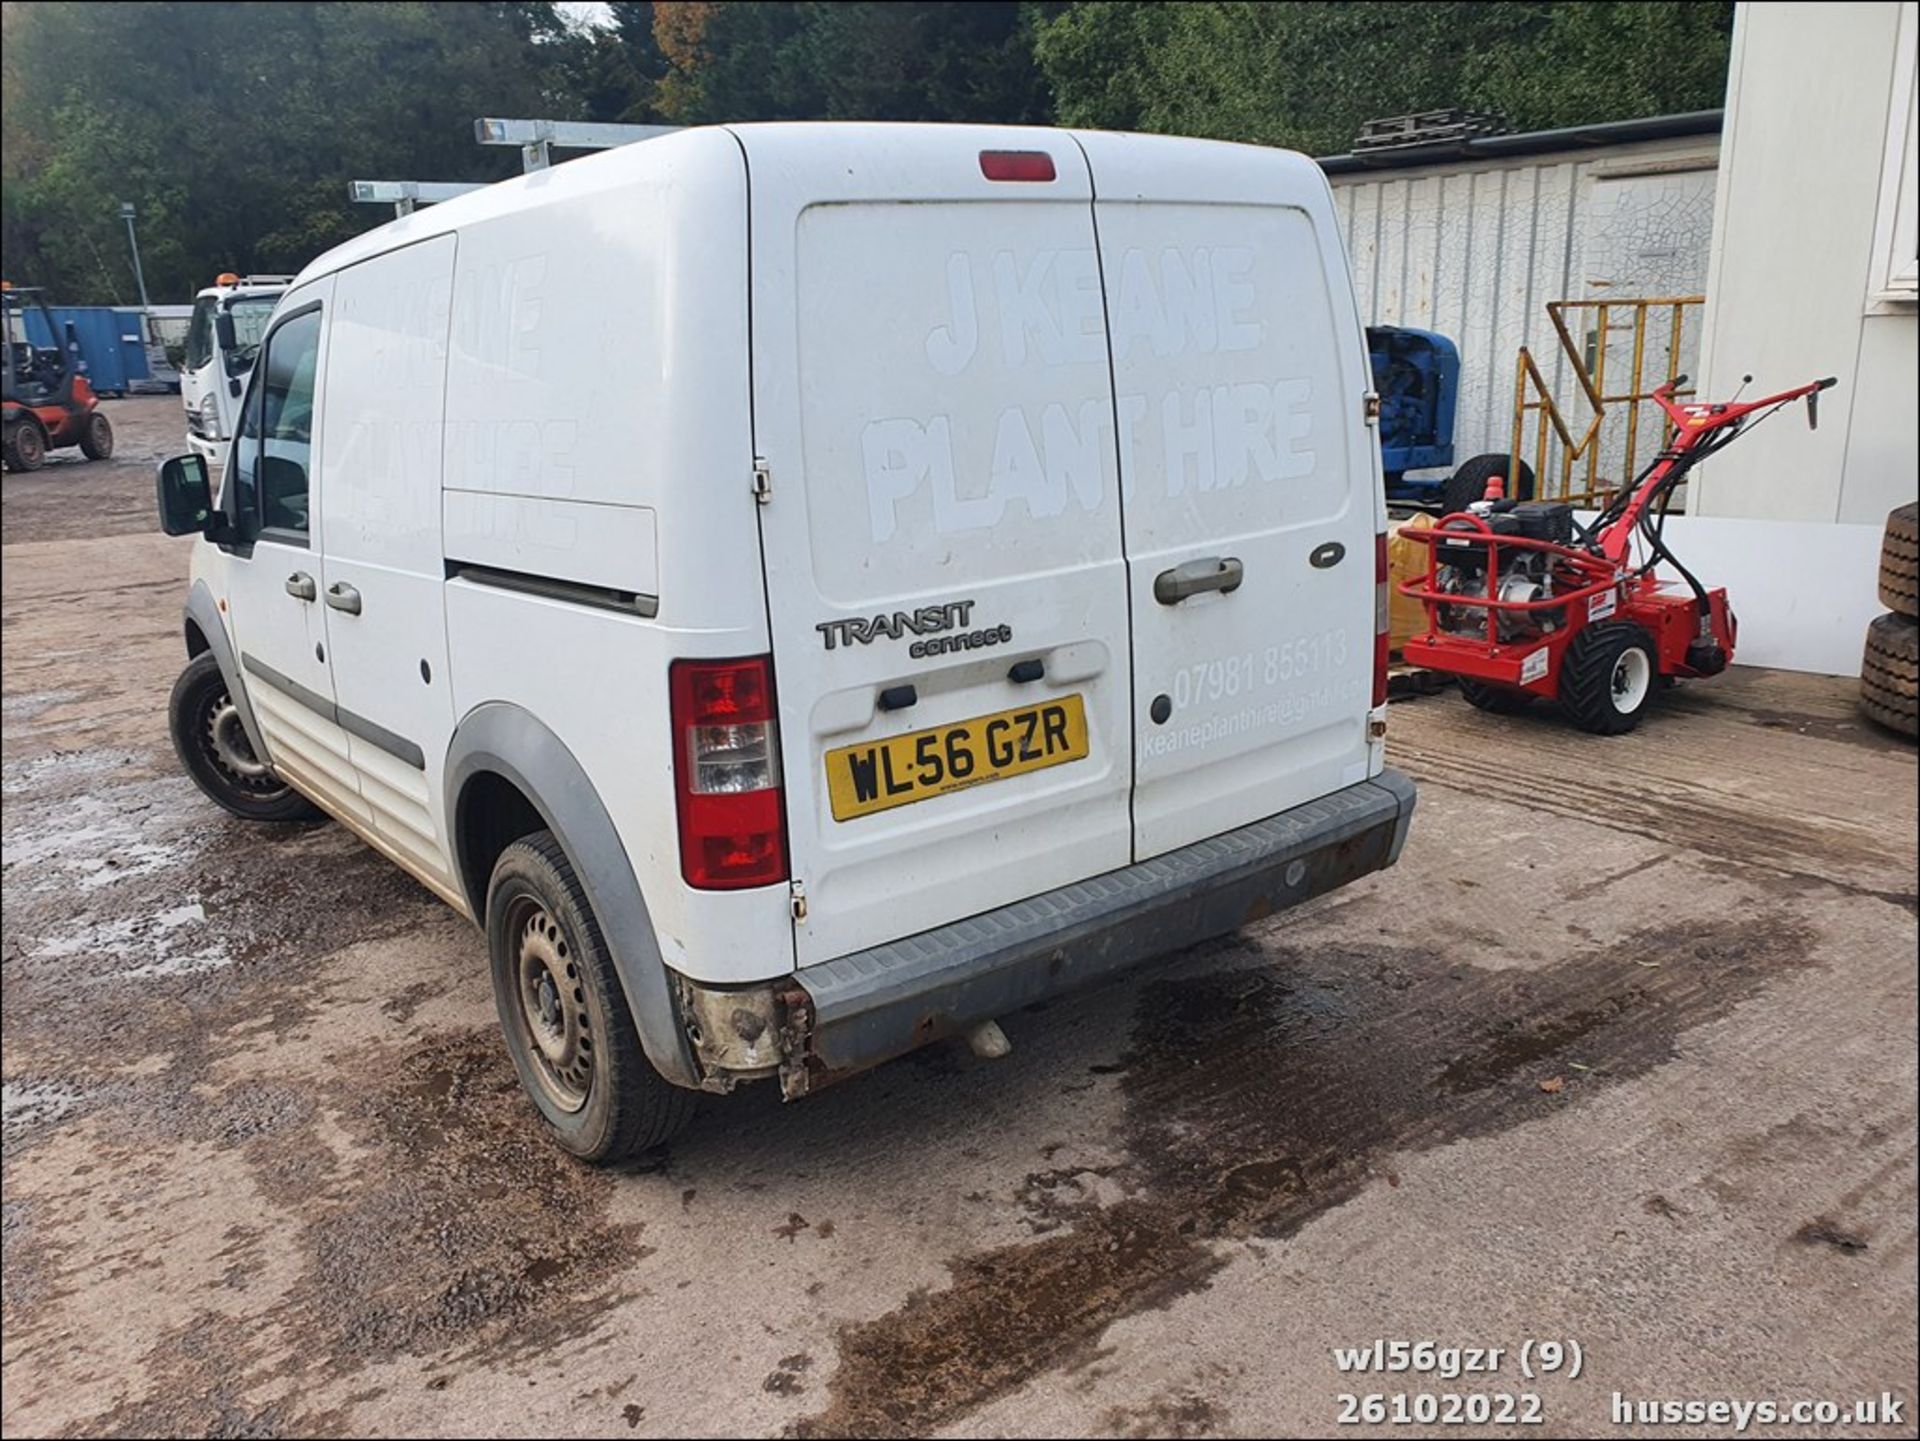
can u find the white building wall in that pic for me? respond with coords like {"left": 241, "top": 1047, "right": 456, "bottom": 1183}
{"left": 1330, "top": 136, "right": 1720, "bottom": 466}
{"left": 1694, "top": 0, "right": 1919, "bottom": 525}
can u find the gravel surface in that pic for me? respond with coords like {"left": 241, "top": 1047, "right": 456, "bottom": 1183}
{"left": 3, "top": 397, "right": 1915, "bottom": 1438}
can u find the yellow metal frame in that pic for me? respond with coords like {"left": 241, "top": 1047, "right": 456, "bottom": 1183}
{"left": 1511, "top": 296, "right": 1705, "bottom": 506}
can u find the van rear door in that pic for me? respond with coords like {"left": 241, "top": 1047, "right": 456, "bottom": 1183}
{"left": 1077, "top": 132, "right": 1382, "bottom": 860}
{"left": 740, "top": 127, "right": 1132, "bottom": 966}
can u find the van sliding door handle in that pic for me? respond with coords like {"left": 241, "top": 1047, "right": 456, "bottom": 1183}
{"left": 1154, "top": 556, "right": 1243, "bottom": 605}
{"left": 285, "top": 572, "right": 316, "bottom": 602}
{"left": 324, "top": 582, "right": 362, "bottom": 615}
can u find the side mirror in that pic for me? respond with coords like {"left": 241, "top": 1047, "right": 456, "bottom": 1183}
{"left": 156, "top": 454, "right": 219, "bottom": 537}
{"left": 214, "top": 311, "right": 237, "bottom": 353}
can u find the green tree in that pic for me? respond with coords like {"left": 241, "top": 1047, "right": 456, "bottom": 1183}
{"left": 1, "top": 0, "right": 1738, "bottom": 307}
{"left": 2, "top": 2, "right": 581, "bottom": 303}
{"left": 652, "top": 2, "right": 1052, "bottom": 125}
{"left": 1033, "top": 2, "right": 1734, "bottom": 156}
{"left": 568, "top": 2, "right": 673, "bottom": 123}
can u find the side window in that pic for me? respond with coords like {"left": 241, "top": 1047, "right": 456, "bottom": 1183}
{"left": 184, "top": 297, "right": 215, "bottom": 371}
{"left": 256, "top": 309, "right": 322, "bottom": 540}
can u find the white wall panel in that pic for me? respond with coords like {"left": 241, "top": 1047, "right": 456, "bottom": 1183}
{"left": 1694, "top": 0, "right": 1917, "bottom": 525}
{"left": 1331, "top": 135, "right": 1720, "bottom": 467}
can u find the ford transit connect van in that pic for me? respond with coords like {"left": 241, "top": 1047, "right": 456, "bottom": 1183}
{"left": 156, "top": 124, "right": 1415, "bottom": 1161}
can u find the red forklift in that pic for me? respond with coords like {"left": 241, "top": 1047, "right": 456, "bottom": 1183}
{"left": 2, "top": 282, "right": 115, "bottom": 472}
{"left": 1399, "top": 372, "right": 1836, "bottom": 733}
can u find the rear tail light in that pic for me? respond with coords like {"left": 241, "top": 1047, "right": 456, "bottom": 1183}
{"left": 1373, "top": 531, "right": 1391, "bottom": 709}
{"left": 670, "top": 656, "right": 788, "bottom": 890}
{"left": 980, "top": 149, "right": 1056, "bottom": 182}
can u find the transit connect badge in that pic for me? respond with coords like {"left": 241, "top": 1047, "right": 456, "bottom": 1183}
{"left": 816, "top": 600, "right": 1013, "bottom": 658}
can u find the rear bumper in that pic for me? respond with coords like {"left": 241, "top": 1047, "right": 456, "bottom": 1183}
{"left": 785, "top": 768, "right": 1415, "bottom": 1092}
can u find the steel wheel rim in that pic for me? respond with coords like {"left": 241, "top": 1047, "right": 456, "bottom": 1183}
{"left": 203, "top": 690, "right": 284, "bottom": 794}
{"left": 509, "top": 898, "right": 592, "bottom": 1114}
{"left": 1612, "top": 647, "right": 1652, "bottom": 713}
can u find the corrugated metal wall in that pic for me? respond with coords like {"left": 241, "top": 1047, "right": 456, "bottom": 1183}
{"left": 1330, "top": 138, "right": 1720, "bottom": 469}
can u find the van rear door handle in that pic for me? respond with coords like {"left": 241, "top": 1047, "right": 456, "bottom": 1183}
{"left": 285, "top": 572, "right": 316, "bottom": 602}
{"left": 324, "top": 582, "right": 362, "bottom": 616}
{"left": 1154, "top": 556, "right": 1243, "bottom": 605}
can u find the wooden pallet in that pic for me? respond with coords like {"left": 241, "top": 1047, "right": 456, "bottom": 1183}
{"left": 1387, "top": 653, "right": 1454, "bottom": 700}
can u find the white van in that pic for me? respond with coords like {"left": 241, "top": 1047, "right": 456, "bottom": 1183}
{"left": 156, "top": 124, "right": 1415, "bottom": 1161}
{"left": 180, "top": 274, "right": 293, "bottom": 465}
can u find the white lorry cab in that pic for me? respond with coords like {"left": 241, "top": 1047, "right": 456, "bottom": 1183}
{"left": 180, "top": 274, "right": 292, "bottom": 465}
{"left": 156, "top": 124, "right": 1416, "bottom": 1161}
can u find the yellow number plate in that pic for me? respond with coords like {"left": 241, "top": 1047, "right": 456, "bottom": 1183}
{"left": 825, "top": 694, "right": 1090, "bottom": 821}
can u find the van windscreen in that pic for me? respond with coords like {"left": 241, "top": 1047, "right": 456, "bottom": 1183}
{"left": 222, "top": 296, "right": 278, "bottom": 375}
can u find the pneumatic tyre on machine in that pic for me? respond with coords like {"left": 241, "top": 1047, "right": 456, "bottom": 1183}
{"left": 1558, "top": 622, "right": 1658, "bottom": 735}
{"left": 79, "top": 411, "right": 115, "bottom": 461}
{"left": 1458, "top": 677, "right": 1536, "bottom": 715}
{"left": 486, "top": 830, "right": 697, "bottom": 1163}
{"left": 168, "top": 652, "right": 323, "bottom": 821}
{"left": 3, "top": 418, "right": 46, "bottom": 472}
{"left": 1442, "top": 453, "right": 1536, "bottom": 515}
{"left": 1859, "top": 612, "right": 1918, "bottom": 739}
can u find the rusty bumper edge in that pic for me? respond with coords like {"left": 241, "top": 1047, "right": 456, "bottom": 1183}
{"left": 793, "top": 769, "right": 1416, "bottom": 1085}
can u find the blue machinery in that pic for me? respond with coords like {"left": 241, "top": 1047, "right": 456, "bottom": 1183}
{"left": 1368, "top": 324, "right": 1460, "bottom": 504}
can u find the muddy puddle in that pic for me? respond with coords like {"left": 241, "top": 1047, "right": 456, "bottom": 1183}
{"left": 1, "top": 747, "right": 438, "bottom": 1097}
{"left": 795, "top": 913, "right": 1816, "bottom": 1438}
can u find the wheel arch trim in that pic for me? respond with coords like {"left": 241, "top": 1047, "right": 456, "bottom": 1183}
{"left": 184, "top": 580, "right": 268, "bottom": 762}
{"left": 445, "top": 702, "right": 699, "bottom": 1089}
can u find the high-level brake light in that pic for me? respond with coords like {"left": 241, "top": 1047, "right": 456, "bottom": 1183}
{"left": 980, "top": 150, "right": 1056, "bottom": 182}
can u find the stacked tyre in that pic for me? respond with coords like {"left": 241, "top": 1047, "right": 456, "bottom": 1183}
{"left": 1861, "top": 502, "right": 1918, "bottom": 739}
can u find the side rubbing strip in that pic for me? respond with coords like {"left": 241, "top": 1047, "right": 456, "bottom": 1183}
{"left": 242, "top": 652, "right": 333, "bottom": 718}
{"left": 337, "top": 708, "right": 426, "bottom": 771}
{"left": 241, "top": 653, "right": 426, "bottom": 770}
{"left": 447, "top": 561, "right": 660, "bottom": 619}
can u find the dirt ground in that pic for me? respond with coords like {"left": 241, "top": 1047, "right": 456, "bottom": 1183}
{"left": 3, "top": 397, "right": 1916, "bottom": 1439}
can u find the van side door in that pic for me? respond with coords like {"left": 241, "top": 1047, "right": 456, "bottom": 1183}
{"left": 313, "top": 235, "right": 462, "bottom": 905}
{"left": 221, "top": 282, "right": 371, "bottom": 824}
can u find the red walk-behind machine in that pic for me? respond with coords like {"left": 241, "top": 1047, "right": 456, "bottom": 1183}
{"left": 1399, "top": 372, "right": 1836, "bottom": 734}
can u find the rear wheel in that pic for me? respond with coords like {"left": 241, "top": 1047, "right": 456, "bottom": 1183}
{"left": 3, "top": 419, "right": 46, "bottom": 472}
{"left": 1443, "top": 453, "right": 1535, "bottom": 514}
{"left": 1559, "top": 622, "right": 1658, "bottom": 735}
{"left": 79, "top": 411, "right": 114, "bottom": 460}
{"left": 486, "top": 831, "right": 697, "bottom": 1162}
{"left": 1459, "top": 677, "right": 1536, "bottom": 715}
{"left": 168, "top": 652, "right": 321, "bottom": 820}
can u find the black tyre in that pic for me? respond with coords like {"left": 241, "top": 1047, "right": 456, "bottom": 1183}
{"left": 1559, "top": 622, "right": 1659, "bottom": 735}
{"left": 1443, "top": 453, "right": 1535, "bottom": 514}
{"left": 168, "top": 652, "right": 321, "bottom": 821}
{"left": 1860, "top": 611, "right": 1918, "bottom": 739}
{"left": 1878, "top": 502, "right": 1917, "bottom": 619}
{"left": 1459, "top": 677, "right": 1536, "bottom": 714}
{"left": 3, "top": 419, "right": 46, "bottom": 472}
{"left": 486, "top": 831, "right": 697, "bottom": 1162}
{"left": 79, "top": 411, "right": 114, "bottom": 461}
